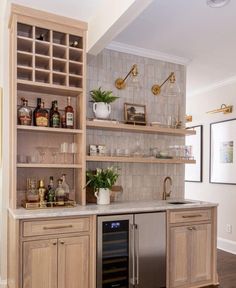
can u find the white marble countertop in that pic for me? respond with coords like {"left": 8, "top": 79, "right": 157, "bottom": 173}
{"left": 9, "top": 199, "right": 218, "bottom": 220}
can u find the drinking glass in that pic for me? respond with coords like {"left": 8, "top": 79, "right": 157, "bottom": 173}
{"left": 49, "top": 147, "right": 59, "bottom": 163}
{"left": 60, "top": 142, "right": 69, "bottom": 163}
{"left": 36, "top": 147, "right": 47, "bottom": 163}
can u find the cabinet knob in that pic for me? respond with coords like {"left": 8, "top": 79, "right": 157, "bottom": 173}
{"left": 60, "top": 240, "right": 65, "bottom": 244}
{"left": 52, "top": 241, "right": 57, "bottom": 245}
{"left": 187, "top": 227, "right": 193, "bottom": 231}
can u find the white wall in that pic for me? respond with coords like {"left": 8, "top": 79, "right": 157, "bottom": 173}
{"left": 0, "top": 1, "right": 10, "bottom": 286}
{"left": 185, "top": 81, "right": 236, "bottom": 254}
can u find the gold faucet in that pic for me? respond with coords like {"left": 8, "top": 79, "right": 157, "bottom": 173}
{"left": 163, "top": 176, "right": 172, "bottom": 200}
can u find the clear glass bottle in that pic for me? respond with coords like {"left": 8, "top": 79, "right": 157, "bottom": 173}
{"left": 65, "top": 97, "right": 74, "bottom": 128}
{"left": 26, "top": 178, "right": 39, "bottom": 202}
{"left": 61, "top": 173, "right": 69, "bottom": 200}
{"left": 33, "top": 98, "right": 41, "bottom": 126}
{"left": 35, "top": 101, "right": 49, "bottom": 127}
{"left": 18, "top": 98, "right": 32, "bottom": 126}
{"left": 50, "top": 100, "right": 61, "bottom": 128}
{"left": 55, "top": 179, "right": 65, "bottom": 205}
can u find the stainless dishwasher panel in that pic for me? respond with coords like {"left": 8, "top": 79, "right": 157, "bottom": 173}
{"left": 134, "top": 212, "right": 166, "bottom": 288}
{"left": 97, "top": 214, "right": 134, "bottom": 288}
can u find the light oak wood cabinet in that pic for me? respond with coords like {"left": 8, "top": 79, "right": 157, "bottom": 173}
{"left": 8, "top": 215, "right": 96, "bottom": 288}
{"left": 167, "top": 207, "right": 218, "bottom": 288}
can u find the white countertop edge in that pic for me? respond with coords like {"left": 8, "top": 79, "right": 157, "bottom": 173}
{"left": 8, "top": 199, "right": 218, "bottom": 220}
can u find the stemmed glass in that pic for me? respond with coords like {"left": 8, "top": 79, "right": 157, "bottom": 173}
{"left": 48, "top": 147, "right": 59, "bottom": 163}
{"left": 36, "top": 146, "right": 47, "bottom": 163}
{"left": 68, "top": 142, "right": 78, "bottom": 164}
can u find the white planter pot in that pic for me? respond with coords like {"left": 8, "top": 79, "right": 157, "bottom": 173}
{"left": 94, "top": 188, "right": 111, "bottom": 205}
{"left": 93, "top": 102, "right": 111, "bottom": 119}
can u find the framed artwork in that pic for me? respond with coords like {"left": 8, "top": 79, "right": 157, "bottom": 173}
{"left": 185, "top": 125, "right": 203, "bottom": 182}
{"left": 210, "top": 118, "right": 236, "bottom": 184}
{"left": 124, "top": 103, "right": 146, "bottom": 125}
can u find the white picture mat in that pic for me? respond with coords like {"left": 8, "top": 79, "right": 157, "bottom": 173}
{"left": 185, "top": 126, "right": 202, "bottom": 182}
{"left": 210, "top": 120, "right": 236, "bottom": 184}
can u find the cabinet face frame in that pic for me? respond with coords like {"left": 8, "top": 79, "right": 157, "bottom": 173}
{"left": 9, "top": 4, "right": 87, "bottom": 208}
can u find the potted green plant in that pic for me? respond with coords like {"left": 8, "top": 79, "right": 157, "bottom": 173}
{"left": 86, "top": 167, "right": 119, "bottom": 205}
{"left": 90, "top": 87, "right": 119, "bottom": 119}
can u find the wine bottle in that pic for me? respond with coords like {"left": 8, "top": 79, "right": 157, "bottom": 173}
{"left": 65, "top": 97, "right": 74, "bottom": 128}
{"left": 50, "top": 100, "right": 61, "bottom": 128}
{"left": 33, "top": 98, "right": 41, "bottom": 126}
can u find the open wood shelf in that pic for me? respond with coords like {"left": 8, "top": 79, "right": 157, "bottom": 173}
{"left": 86, "top": 120, "right": 196, "bottom": 136}
{"left": 17, "top": 125, "right": 83, "bottom": 134}
{"left": 86, "top": 155, "right": 196, "bottom": 164}
{"left": 17, "top": 163, "right": 82, "bottom": 168}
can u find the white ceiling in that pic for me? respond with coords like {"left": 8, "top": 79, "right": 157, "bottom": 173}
{"left": 8, "top": 0, "right": 236, "bottom": 96}
{"left": 114, "top": 0, "right": 236, "bottom": 96}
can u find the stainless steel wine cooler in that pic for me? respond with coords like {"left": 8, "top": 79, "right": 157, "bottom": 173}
{"left": 97, "top": 212, "right": 166, "bottom": 288}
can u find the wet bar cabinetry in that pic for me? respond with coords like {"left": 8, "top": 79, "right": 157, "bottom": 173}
{"left": 9, "top": 4, "right": 87, "bottom": 208}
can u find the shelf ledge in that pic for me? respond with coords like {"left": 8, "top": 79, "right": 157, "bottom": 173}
{"left": 17, "top": 125, "right": 83, "bottom": 134}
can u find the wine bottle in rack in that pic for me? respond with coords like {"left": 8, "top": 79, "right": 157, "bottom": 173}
{"left": 65, "top": 96, "right": 74, "bottom": 128}
{"left": 17, "top": 97, "right": 32, "bottom": 126}
{"left": 50, "top": 100, "right": 61, "bottom": 128}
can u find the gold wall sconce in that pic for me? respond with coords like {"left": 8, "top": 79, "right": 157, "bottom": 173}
{"left": 152, "top": 72, "right": 178, "bottom": 96}
{"left": 206, "top": 104, "right": 233, "bottom": 114}
{"left": 115, "top": 64, "right": 138, "bottom": 89}
{"left": 185, "top": 114, "right": 193, "bottom": 122}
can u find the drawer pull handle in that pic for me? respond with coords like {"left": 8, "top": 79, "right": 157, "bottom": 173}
{"left": 60, "top": 240, "right": 65, "bottom": 244}
{"left": 43, "top": 225, "right": 73, "bottom": 230}
{"left": 182, "top": 214, "right": 202, "bottom": 218}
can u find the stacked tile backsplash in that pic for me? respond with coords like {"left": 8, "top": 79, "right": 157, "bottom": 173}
{"left": 87, "top": 48, "right": 186, "bottom": 201}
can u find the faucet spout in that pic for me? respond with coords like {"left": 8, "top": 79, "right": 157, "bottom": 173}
{"left": 163, "top": 176, "right": 172, "bottom": 200}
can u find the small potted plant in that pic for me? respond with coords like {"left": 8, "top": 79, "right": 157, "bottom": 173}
{"left": 86, "top": 167, "right": 119, "bottom": 205}
{"left": 90, "top": 87, "right": 119, "bottom": 119}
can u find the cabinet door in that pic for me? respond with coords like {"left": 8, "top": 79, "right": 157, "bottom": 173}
{"left": 23, "top": 239, "right": 58, "bottom": 288}
{"left": 58, "top": 235, "right": 90, "bottom": 288}
{"left": 169, "top": 226, "right": 191, "bottom": 287}
{"left": 191, "top": 223, "right": 212, "bottom": 284}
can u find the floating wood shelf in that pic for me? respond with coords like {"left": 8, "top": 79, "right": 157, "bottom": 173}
{"left": 17, "top": 125, "right": 83, "bottom": 134}
{"left": 86, "top": 120, "right": 196, "bottom": 136}
{"left": 86, "top": 155, "right": 196, "bottom": 164}
{"left": 17, "top": 163, "right": 82, "bottom": 168}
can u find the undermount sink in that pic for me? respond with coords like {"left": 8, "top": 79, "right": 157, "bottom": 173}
{"left": 167, "top": 200, "right": 193, "bottom": 205}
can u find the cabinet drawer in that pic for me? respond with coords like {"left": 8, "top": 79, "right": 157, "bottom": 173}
{"left": 169, "top": 209, "right": 211, "bottom": 224}
{"left": 23, "top": 217, "right": 90, "bottom": 237}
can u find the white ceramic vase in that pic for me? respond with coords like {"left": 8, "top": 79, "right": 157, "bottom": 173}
{"left": 94, "top": 188, "right": 111, "bottom": 205}
{"left": 93, "top": 102, "right": 111, "bottom": 119}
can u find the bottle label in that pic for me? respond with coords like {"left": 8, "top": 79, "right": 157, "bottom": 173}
{"left": 36, "top": 116, "right": 48, "bottom": 127}
{"left": 66, "top": 112, "right": 74, "bottom": 127}
{"left": 52, "top": 115, "right": 60, "bottom": 127}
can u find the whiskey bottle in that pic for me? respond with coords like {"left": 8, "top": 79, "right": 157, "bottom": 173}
{"left": 61, "top": 173, "right": 69, "bottom": 200}
{"left": 55, "top": 179, "right": 65, "bottom": 205}
{"left": 26, "top": 178, "right": 39, "bottom": 203}
{"left": 18, "top": 98, "right": 32, "bottom": 126}
{"left": 35, "top": 102, "right": 49, "bottom": 127}
{"left": 65, "top": 97, "right": 74, "bottom": 128}
{"left": 33, "top": 98, "right": 41, "bottom": 126}
{"left": 50, "top": 101, "right": 61, "bottom": 128}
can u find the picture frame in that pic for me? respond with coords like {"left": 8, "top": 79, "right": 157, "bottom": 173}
{"left": 124, "top": 103, "right": 147, "bottom": 125}
{"left": 210, "top": 118, "right": 236, "bottom": 184}
{"left": 185, "top": 125, "right": 203, "bottom": 182}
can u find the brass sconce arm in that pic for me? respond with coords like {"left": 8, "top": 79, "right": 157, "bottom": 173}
{"left": 115, "top": 64, "right": 138, "bottom": 89}
{"left": 152, "top": 72, "right": 175, "bottom": 95}
{"left": 206, "top": 104, "right": 233, "bottom": 114}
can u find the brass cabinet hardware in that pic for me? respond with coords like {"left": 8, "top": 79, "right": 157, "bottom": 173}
{"left": 192, "top": 226, "right": 197, "bottom": 230}
{"left": 52, "top": 241, "right": 57, "bottom": 245}
{"left": 60, "top": 240, "right": 65, "bottom": 244}
{"left": 182, "top": 214, "right": 202, "bottom": 218}
{"left": 43, "top": 225, "right": 73, "bottom": 230}
{"left": 187, "top": 227, "right": 193, "bottom": 231}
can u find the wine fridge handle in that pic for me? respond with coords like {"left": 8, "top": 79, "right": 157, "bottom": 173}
{"left": 130, "top": 224, "right": 136, "bottom": 286}
{"left": 135, "top": 224, "right": 139, "bottom": 285}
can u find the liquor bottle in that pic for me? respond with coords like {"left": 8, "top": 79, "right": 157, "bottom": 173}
{"left": 26, "top": 178, "right": 39, "bottom": 203}
{"left": 65, "top": 97, "right": 74, "bottom": 128}
{"left": 55, "top": 179, "right": 65, "bottom": 205}
{"left": 47, "top": 176, "right": 55, "bottom": 203}
{"left": 35, "top": 101, "right": 49, "bottom": 127}
{"left": 33, "top": 98, "right": 41, "bottom": 126}
{"left": 38, "top": 179, "right": 47, "bottom": 208}
{"left": 18, "top": 98, "right": 32, "bottom": 126}
{"left": 61, "top": 174, "right": 69, "bottom": 201}
{"left": 50, "top": 100, "right": 61, "bottom": 128}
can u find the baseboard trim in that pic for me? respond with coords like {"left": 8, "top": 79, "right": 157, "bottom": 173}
{"left": 218, "top": 237, "right": 236, "bottom": 255}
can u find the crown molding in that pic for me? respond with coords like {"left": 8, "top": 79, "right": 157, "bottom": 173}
{"left": 188, "top": 74, "right": 236, "bottom": 97}
{"left": 106, "top": 41, "right": 190, "bottom": 66}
